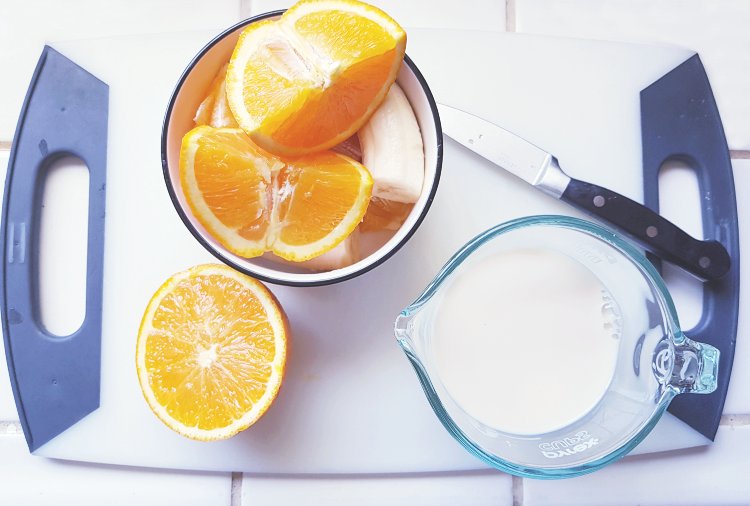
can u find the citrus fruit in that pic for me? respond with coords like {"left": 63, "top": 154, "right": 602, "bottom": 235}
{"left": 360, "top": 196, "right": 413, "bottom": 232}
{"left": 271, "top": 152, "right": 372, "bottom": 261}
{"left": 180, "top": 126, "right": 282, "bottom": 258}
{"left": 264, "top": 225, "right": 360, "bottom": 271}
{"left": 180, "top": 125, "right": 373, "bottom": 261}
{"left": 226, "top": 0, "right": 406, "bottom": 156}
{"left": 136, "top": 264, "right": 289, "bottom": 440}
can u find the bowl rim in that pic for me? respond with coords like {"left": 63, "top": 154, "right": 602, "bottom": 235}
{"left": 160, "top": 11, "right": 443, "bottom": 287}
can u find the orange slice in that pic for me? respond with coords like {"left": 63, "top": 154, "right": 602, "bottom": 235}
{"left": 180, "top": 126, "right": 373, "bottom": 261}
{"left": 136, "top": 264, "right": 289, "bottom": 440}
{"left": 226, "top": 0, "right": 406, "bottom": 156}
{"left": 273, "top": 152, "right": 371, "bottom": 260}
{"left": 180, "top": 126, "right": 282, "bottom": 257}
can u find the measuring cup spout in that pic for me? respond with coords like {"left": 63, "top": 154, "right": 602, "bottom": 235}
{"left": 669, "top": 334, "right": 719, "bottom": 395}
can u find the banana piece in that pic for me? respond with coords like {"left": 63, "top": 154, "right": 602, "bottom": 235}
{"left": 358, "top": 82, "right": 424, "bottom": 204}
{"left": 361, "top": 197, "right": 414, "bottom": 233}
{"left": 263, "top": 226, "right": 361, "bottom": 271}
{"left": 194, "top": 64, "right": 227, "bottom": 126}
{"left": 193, "top": 63, "right": 239, "bottom": 128}
{"left": 211, "top": 75, "right": 239, "bottom": 128}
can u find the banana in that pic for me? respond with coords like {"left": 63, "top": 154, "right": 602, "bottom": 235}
{"left": 193, "top": 63, "right": 239, "bottom": 128}
{"left": 194, "top": 64, "right": 226, "bottom": 126}
{"left": 360, "top": 197, "right": 414, "bottom": 232}
{"left": 211, "top": 75, "right": 239, "bottom": 128}
{"left": 263, "top": 226, "right": 361, "bottom": 271}
{"left": 358, "top": 82, "right": 424, "bottom": 204}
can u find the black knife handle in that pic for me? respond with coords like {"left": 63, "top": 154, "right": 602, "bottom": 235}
{"left": 561, "top": 178, "right": 730, "bottom": 281}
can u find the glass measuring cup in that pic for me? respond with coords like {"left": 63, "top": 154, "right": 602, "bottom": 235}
{"left": 395, "top": 215, "right": 718, "bottom": 479}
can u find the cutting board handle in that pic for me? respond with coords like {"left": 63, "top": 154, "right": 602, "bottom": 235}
{"left": 641, "top": 53, "right": 740, "bottom": 441}
{"left": 1, "top": 46, "right": 108, "bottom": 451}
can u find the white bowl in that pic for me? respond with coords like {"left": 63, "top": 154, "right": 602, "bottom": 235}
{"left": 161, "top": 11, "right": 442, "bottom": 286}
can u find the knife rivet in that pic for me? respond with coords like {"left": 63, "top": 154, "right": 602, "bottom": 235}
{"left": 593, "top": 195, "right": 605, "bottom": 207}
{"left": 646, "top": 226, "right": 658, "bottom": 238}
{"left": 699, "top": 256, "right": 711, "bottom": 269}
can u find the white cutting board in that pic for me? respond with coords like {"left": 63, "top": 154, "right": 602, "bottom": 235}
{"left": 30, "top": 29, "right": 710, "bottom": 472}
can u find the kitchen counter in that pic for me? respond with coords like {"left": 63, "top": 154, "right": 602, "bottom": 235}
{"left": 0, "top": 1, "right": 748, "bottom": 504}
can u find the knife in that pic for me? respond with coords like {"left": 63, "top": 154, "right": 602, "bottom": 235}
{"left": 437, "top": 103, "right": 730, "bottom": 282}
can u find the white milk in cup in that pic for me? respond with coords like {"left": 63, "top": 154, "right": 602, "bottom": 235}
{"left": 395, "top": 216, "right": 719, "bottom": 479}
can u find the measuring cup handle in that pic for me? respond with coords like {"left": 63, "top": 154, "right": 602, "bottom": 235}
{"left": 669, "top": 334, "right": 719, "bottom": 395}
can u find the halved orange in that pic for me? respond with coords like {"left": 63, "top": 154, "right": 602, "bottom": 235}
{"left": 136, "top": 264, "right": 289, "bottom": 440}
{"left": 180, "top": 126, "right": 373, "bottom": 261}
{"left": 226, "top": 0, "right": 406, "bottom": 156}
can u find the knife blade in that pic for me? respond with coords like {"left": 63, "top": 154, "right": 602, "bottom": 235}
{"left": 437, "top": 103, "right": 730, "bottom": 282}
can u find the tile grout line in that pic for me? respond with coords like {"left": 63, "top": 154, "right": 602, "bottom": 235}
{"left": 240, "top": 0, "right": 253, "bottom": 20}
{"left": 506, "top": 0, "right": 516, "bottom": 32}
{"left": 231, "top": 472, "right": 243, "bottom": 506}
{"left": 0, "top": 421, "right": 23, "bottom": 436}
{"left": 511, "top": 474, "right": 523, "bottom": 506}
{"left": 720, "top": 414, "right": 750, "bottom": 426}
{"left": 505, "top": 7, "right": 521, "bottom": 504}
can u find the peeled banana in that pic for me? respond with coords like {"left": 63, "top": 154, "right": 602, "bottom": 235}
{"left": 359, "top": 82, "right": 424, "bottom": 204}
{"left": 193, "top": 63, "right": 239, "bottom": 128}
{"left": 211, "top": 77, "right": 239, "bottom": 128}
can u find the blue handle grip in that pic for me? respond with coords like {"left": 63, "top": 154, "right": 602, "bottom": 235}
{"left": 1, "top": 46, "right": 108, "bottom": 451}
{"left": 641, "top": 54, "right": 739, "bottom": 440}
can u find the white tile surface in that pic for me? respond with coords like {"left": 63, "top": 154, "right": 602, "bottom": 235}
{"left": 247, "top": 0, "right": 506, "bottom": 31}
{"left": 0, "top": 435, "right": 231, "bottom": 506}
{"left": 0, "top": 0, "right": 241, "bottom": 140}
{"left": 0, "top": 0, "right": 748, "bottom": 503}
{"left": 524, "top": 425, "right": 750, "bottom": 505}
{"left": 515, "top": 0, "right": 750, "bottom": 151}
{"left": 0, "top": 328, "right": 19, "bottom": 421}
{"left": 0, "top": 150, "right": 18, "bottom": 422}
{"left": 722, "top": 159, "right": 750, "bottom": 414}
{"left": 241, "top": 471, "right": 514, "bottom": 506}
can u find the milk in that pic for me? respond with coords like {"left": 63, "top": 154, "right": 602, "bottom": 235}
{"left": 432, "top": 248, "right": 621, "bottom": 435}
